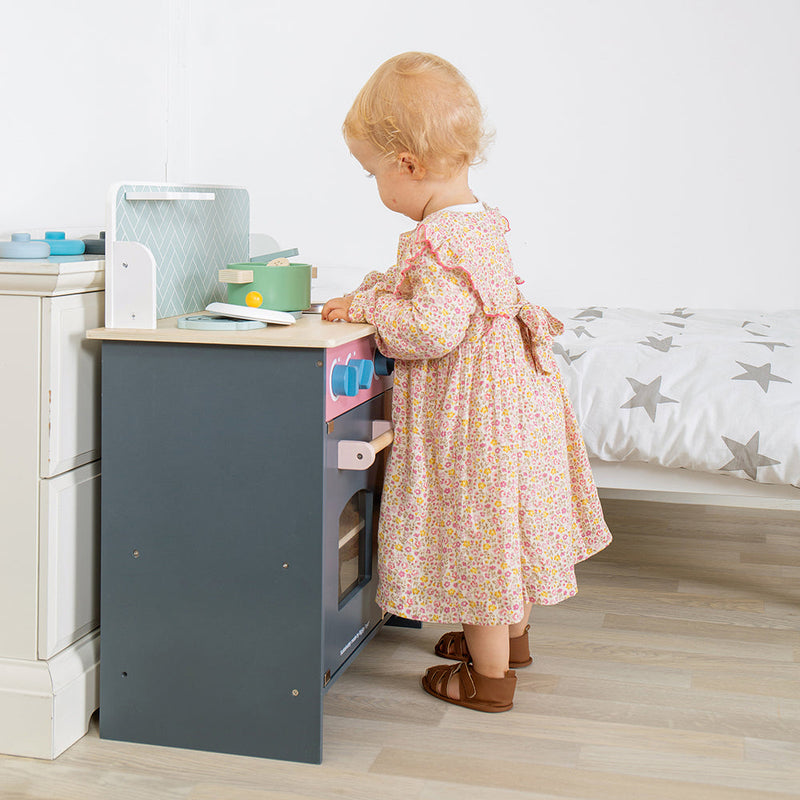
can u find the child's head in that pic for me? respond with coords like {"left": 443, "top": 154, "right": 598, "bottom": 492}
{"left": 343, "top": 52, "right": 490, "bottom": 178}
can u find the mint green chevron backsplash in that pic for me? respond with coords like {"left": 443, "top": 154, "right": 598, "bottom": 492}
{"left": 113, "top": 184, "right": 249, "bottom": 319}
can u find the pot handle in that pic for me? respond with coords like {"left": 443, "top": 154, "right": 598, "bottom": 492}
{"left": 218, "top": 268, "right": 254, "bottom": 284}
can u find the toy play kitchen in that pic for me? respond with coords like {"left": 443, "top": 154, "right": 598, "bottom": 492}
{"left": 87, "top": 183, "right": 394, "bottom": 764}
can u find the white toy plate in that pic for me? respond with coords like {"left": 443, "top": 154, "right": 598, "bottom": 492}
{"left": 205, "top": 302, "right": 297, "bottom": 325}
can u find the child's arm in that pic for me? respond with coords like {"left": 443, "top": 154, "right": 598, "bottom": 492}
{"left": 348, "top": 255, "right": 477, "bottom": 360}
{"left": 321, "top": 295, "right": 353, "bottom": 321}
{"left": 321, "top": 265, "right": 402, "bottom": 322}
{"left": 351, "top": 268, "right": 398, "bottom": 294}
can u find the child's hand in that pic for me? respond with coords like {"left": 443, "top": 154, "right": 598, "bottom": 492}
{"left": 321, "top": 296, "right": 354, "bottom": 322}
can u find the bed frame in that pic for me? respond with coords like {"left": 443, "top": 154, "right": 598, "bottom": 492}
{"left": 592, "top": 459, "right": 800, "bottom": 511}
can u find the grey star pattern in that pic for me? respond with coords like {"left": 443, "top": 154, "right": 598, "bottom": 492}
{"left": 620, "top": 376, "right": 679, "bottom": 422}
{"left": 571, "top": 326, "right": 596, "bottom": 339}
{"left": 720, "top": 432, "right": 780, "bottom": 480}
{"left": 741, "top": 320, "right": 770, "bottom": 329}
{"left": 663, "top": 308, "right": 694, "bottom": 319}
{"left": 639, "top": 336, "right": 679, "bottom": 352}
{"left": 731, "top": 362, "right": 792, "bottom": 393}
{"left": 746, "top": 340, "right": 790, "bottom": 351}
{"left": 553, "top": 342, "right": 585, "bottom": 364}
{"left": 746, "top": 330, "right": 768, "bottom": 337}
{"left": 663, "top": 321, "right": 686, "bottom": 329}
{"left": 571, "top": 307, "right": 605, "bottom": 321}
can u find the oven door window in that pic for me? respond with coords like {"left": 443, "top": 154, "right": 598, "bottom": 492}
{"left": 338, "top": 489, "right": 373, "bottom": 608}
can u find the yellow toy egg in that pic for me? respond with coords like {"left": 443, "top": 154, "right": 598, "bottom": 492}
{"left": 245, "top": 291, "right": 263, "bottom": 308}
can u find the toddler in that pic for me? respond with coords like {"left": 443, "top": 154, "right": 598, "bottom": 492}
{"left": 322, "top": 52, "right": 611, "bottom": 712}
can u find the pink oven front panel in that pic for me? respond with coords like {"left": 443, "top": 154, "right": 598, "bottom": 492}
{"left": 324, "top": 336, "right": 392, "bottom": 421}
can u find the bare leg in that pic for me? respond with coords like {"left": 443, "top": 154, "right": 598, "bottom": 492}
{"left": 433, "top": 624, "right": 507, "bottom": 700}
{"left": 463, "top": 624, "right": 510, "bottom": 677}
{"left": 508, "top": 602, "right": 534, "bottom": 639}
{"left": 434, "top": 606, "right": 533, "bottom": 699}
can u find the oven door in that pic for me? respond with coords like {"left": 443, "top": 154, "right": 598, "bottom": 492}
{"left": 322, "top": 391, "right": 390, "bottom": 687}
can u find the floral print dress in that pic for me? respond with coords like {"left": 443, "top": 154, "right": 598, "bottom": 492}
{"left": 348, "top": 203, "right": 611, "bottom": 625}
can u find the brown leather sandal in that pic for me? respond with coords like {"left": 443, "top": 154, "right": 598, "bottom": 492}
{"left": 434, "top": 625, "right": 533, "bottom": 668}
{"left": 421, "top": 661, "right": 517, "bottom": 712}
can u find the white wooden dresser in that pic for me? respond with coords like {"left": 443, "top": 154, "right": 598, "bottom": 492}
{"left": 0, "top": 255, "right": 104, "bottom": 758}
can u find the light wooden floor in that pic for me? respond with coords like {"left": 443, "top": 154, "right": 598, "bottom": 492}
{"left": 3, "top": 499, "right": 799, "bottom": 800}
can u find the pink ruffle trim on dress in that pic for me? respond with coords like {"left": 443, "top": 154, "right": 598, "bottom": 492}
{"left": 348, "top": 206, "right": 561, "bottom": 373}
{"left": 392, "top": 207, "right": 518, "bottom": 320}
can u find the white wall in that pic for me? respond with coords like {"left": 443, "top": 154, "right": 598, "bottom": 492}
{"left": 0, "top": 0, "right": 169, "bottom": 233}
{"left": 2, "top": 1, "right": 798, "bottom": 309}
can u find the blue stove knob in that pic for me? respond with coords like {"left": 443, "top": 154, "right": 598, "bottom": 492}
{"left": 349, "top": 358, "right": 374, "bottom": 389}
{"left": 331, "top": 363, "right": 359, "bottom": 397}
{"left": 374, "top": 350, "right": 395, "bottom": 376}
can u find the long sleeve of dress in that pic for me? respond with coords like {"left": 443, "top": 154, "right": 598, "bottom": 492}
{"left": 349, "top": 267, "right": 399, "bottom": 296}
{"left": 348, "top": 249, "right": 477, "bottom": 361}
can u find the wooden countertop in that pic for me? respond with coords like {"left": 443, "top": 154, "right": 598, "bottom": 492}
{"left": 87, "top": 312, "right": 376, "bottom": 349}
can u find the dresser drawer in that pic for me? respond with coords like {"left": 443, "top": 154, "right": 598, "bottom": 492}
{"left": 40, "top": 292, "right": 103, "bottom": 478}
{"left": 38, "top": 460, "right": 101, "bottom": 659}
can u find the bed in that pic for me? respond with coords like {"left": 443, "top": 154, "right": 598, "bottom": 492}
{"left": 309, "top": 258, "right": 800, "bottom": 510}
{"left": 548, "top": 307, "right": 800, "bottom": 510}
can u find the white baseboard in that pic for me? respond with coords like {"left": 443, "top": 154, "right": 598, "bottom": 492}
{"left": 0, "top": 629, "right": 99, "bottom": 759}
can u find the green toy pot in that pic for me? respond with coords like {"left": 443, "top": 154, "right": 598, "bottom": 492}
{"left": 224, "top": 262, "right": 312, "bottom": 312}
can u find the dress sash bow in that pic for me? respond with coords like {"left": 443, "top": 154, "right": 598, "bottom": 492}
{"left": 516, "top": 304, "right": 564, "bottom": 374}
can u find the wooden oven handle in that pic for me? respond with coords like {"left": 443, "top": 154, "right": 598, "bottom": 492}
{"left": 338, "top": 421, "right": 394, "bottom": 470}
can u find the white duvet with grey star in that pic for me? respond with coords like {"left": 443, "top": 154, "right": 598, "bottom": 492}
{"left": 549, "top": 307, "right": 799, "bottom": 488}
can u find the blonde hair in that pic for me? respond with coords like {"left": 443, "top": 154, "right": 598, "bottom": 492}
{"left": 343, "top": 52, "right": 491, "bottom": 175}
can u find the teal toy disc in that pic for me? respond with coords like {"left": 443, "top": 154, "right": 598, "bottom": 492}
{"left": 177, "top": 314, "right": 267, "bottom": 331}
